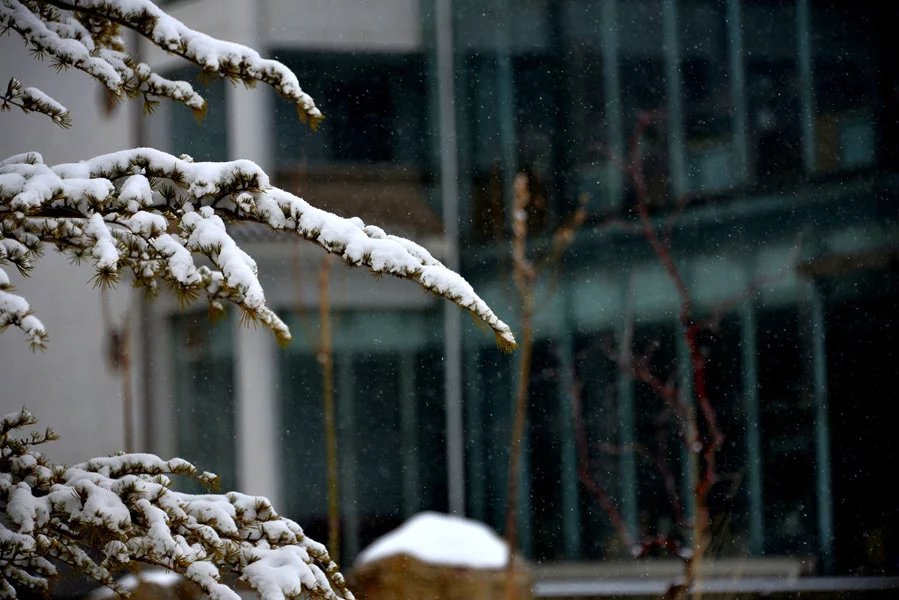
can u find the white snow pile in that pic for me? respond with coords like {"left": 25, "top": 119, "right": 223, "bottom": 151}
{"left": 355, "top": 512, "right": 509, "bottom": 570}
{"left": 0, "top": 149, "right": 516, "bottom": 351}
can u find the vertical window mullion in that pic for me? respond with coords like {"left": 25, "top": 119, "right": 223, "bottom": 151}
{"left": 797, "top": 0, "right": 817, "bottom": 174}
{"left": 726, "top": 0, "right": 750, "bottom": 184}
{"left": 555, "top": 305, "right": 582, "bottom": 558}
{"left": 805, "top": 280, "right": 834, "bottom": 573}
{"left": 600, "top": 0, "right": 623, "bottom": 210}
{"left": 617, "top": 275, "right": 639, "bottom": 538}
{"left": 740, "top": 297, "right": 765, "bottom": 556}
{"left": 663, "top": 0, "right": 687, "bottom": 199}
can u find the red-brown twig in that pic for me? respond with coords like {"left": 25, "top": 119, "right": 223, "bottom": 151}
{"left": 570, "top": 374, "right": 637, "bottom": 551}
{"left": 625, "top": 110, "right": 724, "bottom": 598}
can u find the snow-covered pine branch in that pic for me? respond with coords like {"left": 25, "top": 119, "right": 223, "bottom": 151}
{"left": 0, "top": 0, "right": 321, "bottom": 125}
{"left": 0, "top": 78, "right": 72, "bottom": 128}
{"left": 0, "top": 409, "right": 355, "bottom": 600}
{"left": 0, "top": 149, "right": 517, "bottom": 351}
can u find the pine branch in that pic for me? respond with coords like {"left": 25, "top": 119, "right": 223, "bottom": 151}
{"left": 0, "top": 149, "right": 517, "bottom": 351}
{"left": 0, "top": 78, "right": 72, "bottom": 128}
{"left": 0, "top": 410, "right": 355, "bottom": 600}
{"left": 0, "top": 0, "right": 321, "bottom": 126}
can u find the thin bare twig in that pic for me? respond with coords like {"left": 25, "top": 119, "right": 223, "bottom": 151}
{"left": 318, "top": 254, "right": 340, "bottom": 564}
{"left": 505, "top": 174, "right": 535, "bottom": 600}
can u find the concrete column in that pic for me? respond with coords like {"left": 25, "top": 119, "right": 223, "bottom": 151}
{"left": 434, "top": 0, "right": 466, "bottom": 516}
{"left": 234, "top": 322, "right": 281, "bottom": 506}
{"left": 225, "top": 0, "right": 272, "bottom": 171}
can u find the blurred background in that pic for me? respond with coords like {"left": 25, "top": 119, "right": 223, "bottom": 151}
{"left": 1, "top": 0, "right": 897, "bottom": 595}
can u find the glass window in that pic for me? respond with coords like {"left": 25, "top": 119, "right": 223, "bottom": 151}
{"left": 465, "top": 347, "right": 514, "bottom": 534}
{"left": 279, "top": 311, "right": 447, "bottom": 563}
{"left": 632, "top": 324, "right": 682, "bottom": 545}
{"left": 451, "top": 0, "right": 898, "bottom": 579}
{"left": 561, "top": 1, "right": 611, "bottom": 214}
{"left": 167, "top": 67, "right": 229, "bottom": 161}
{"left": 170, "top": 313, "right": 236, "bottom": 491}
{"left": 825, "top": 271, "right": 899, "bottom": 574}
{"left": 270, "top": 52, "right": 440, "bottom": 238}
{"left": 414, "top": 347, "right": 450, "bottom": 512}
{"left": 680, "top": 0, "right": 740, "bottom": 194}
{"left": 272, "top": 52, "right": 430, "bottom": 168}
{"left": 350, "top": 352, "right": 406, "bottom": 543}
{"left": 744, "top": 0, "right": 802, "bottom": 184}
{"left": 456, "top": 1, "right": 602, "bottom": 241}
{"left": 459, "top": 50, "right": 511, "bottom": 242}
{"left": 811, "top": 2, "right": 880, "bottom": 173}
{"left": 699, "top": 317, "right": 750, "bottom": 557}
{"left": 574, "top": 330, "right": 625, "bottom": 559}
{"left": 278, "top": 349, "right": 329, "bottom": 543}
{"left": 455, "top": 1, "right": 556, "bottom": 241}
{"left": 618, "top": 0, "right": 669, "bottom": 208}
{"left": 757, "top": 307, "right": 817, "bottom": 556}
{"left": 527, "top": 341, "right": 566, "bottom": 561}
{"left": 149, "top": 0, "right": 899, "bottom": 582}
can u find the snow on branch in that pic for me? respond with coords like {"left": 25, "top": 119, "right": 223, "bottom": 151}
{"left": 0, "top": 409, "right": 355, "bottom": 600}
{"left": 0, "top": 79, "right": 72, "bottom": 128}
{"left": 0, "top": 149, "right": 517, "bottom": 351}
{"left": 0, "top": 266, "right": 47, "bottom": 350}
{"left": 0, "top": 0, "right": 321, "bottom": 125}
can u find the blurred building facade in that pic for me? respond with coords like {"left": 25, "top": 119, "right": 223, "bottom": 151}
{"left": 147, "top": 0, "right": 899, "bottom": 583}
{"left": 143, "top": 0, "right": 899, "bottom": 583}
{"left": 2, "top": 0, "right": 897, "bottom": 594}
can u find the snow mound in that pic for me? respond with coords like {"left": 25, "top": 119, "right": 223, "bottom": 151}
{"left": 355, "top": 512, "right": 509, "bottom": 570}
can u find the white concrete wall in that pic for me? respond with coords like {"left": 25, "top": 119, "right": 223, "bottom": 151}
{"left": 0, "top": 36, "right": 138, "bottom": 463}
{"left": 264, "top": 0, "right": 422, "bottom": 51}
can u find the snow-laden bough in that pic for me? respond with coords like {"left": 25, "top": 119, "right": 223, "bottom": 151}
{"left": 0, "top": 409, "right": 355, "bottom": 600}
{"left": 0, "top": 0, "right": 321, "bottom": 126}
{"left": 0, "top": 149, "right": 517, "bottom": 351}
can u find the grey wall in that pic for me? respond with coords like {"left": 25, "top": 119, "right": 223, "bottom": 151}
{"left": 0, "top": 36, "right": 137, "bottom": 464}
